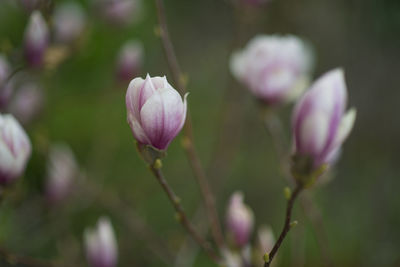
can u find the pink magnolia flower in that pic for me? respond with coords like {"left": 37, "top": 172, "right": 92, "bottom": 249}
{"left": 116, "top": 40, "right": 143, "bottom": 82}
{"left": 53, "top": 2, "right": 86, "bottom": 44}
{"left": 292, "top": 68, "right": 356, "bottom": 169}
{"left": 231, "top": 35, "right": 312, "bottom": 105}
{"left": 226, "top": 191, "right": 254, "bottom": 247}
{"left": 24, "top": 11, "right": 49, "bottom": 67}
{"left": 9, "top": 82, "right": 44, "bottom": 125}
{"left": 84, "top": 217, "right": 118, "bottom": 267}
{"left": 0, "top": 114, "right": 31, "bottom": 185}
{"left": 125, "top": 74, "right": 187, "bottom": 150}
{"left": 45, "top": 144, "right": 78, "bottom": 203}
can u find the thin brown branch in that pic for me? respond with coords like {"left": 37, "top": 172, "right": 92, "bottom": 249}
{"left": 262, "top": 110, "right": 334, "bottom": 267}
{"left": 264, "top": 183, "right": 303, "bottom": 267}
{"left": 149, "top": 166, "right": 221, "bottom": 264}
{"left": 155, "top": 0, "right": 225, "bottom": 251}
{"left": 0, "top": 246, "right": 56, "bottom": 267}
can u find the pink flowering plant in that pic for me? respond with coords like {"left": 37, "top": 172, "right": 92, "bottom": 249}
{"left": 0, "top": 0, "right": 371, "bottom": 266}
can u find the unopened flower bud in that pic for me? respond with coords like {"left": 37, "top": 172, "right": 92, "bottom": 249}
{"left": 24, "top": 11, "right": 49, "bottom": 67}
{"left": 9, "top": 82, "right": 44, "bottom": 125}
{"left": 0, "top": 114, "right": 31, "bottom": 185}
{"left": 84, "top": 217, "right": 118, "bottom": 267}
{"left": 53, "top": 2, "right": 87, "bottom": 44}
{"left": 292, "top": 68, "right": 356, "bottom": 179}
{"left": 116, "top": 40, "right": 143, "bottom": 82}
{"left": 45, "top": 144, "right": 78, "bottom": 203}
{"left": 226, "top": 191, "right": 254, "bottom": 247}
{"left": 94, "top": 0, "right": 142, "bottom": 26}
{"left": 230, "top": 35, "right": 312, "bottom": 105}
{"left": 126, "top": 74, "right": 187, "bottom": 151}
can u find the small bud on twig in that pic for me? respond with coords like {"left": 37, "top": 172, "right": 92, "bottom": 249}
{"left": 283, "top": 187, "right": 291, "bottom": 200}
{"left": 153, "top": 159, "right": 162, "bottom": 170}
{"left": 263, "top": 253, "right": 270, "bottom": 263}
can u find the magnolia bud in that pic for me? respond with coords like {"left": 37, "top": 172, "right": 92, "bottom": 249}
{"left": 9, "top": 82, "right": 44, "bottom": 125}
{"left": 53, "top": 2, "right": 86, "bottom": 44}
{"left": 94, "top": 0, "right": 142, "bottom": 26}
{"left": 226, "top": 191, "right": 254, "bottom": 247}
{"left": 230, "top": 35, "right": 312, "bottom": 105}
{"left": 292, "top": 68, "right": 356, "bottom": 177}
{"left": 0, "top": 114, "right": 31, "bottom": 185}
{"left": 45, "top": 144, "right": 78, "bottom": 203}
{"left": 24, "top": 11, "right": 49, "bottom": 67}
{"left": 116, "top": 40, "right": 143, "bottom": 82}
{"left": 126, "top": 74, "right": 187, "bottom": 151}
{"left": 84, "top": 217, "right": 118, "bottom": 267}
{"left": 0, "top": 55, "right": 13, "bottom": 109}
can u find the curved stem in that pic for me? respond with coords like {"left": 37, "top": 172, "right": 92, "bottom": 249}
{"left": 149, "top": 166, "right": 221, "bottom": 264}
{"left": 155, "top": 0, "right": 225, "bottom": 251}
{"left": 264, "top": 183, "right": 303, "bottom": 267}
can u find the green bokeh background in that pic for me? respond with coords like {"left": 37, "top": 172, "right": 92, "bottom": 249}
{"left": 0, "top": 0, "right": 399, "bottom": 266}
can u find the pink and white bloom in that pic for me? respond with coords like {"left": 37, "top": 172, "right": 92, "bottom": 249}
{"left": 94, "top": 0, "right": 142, "bottom": 26}
{"left": 45, "top": 144, "right": 78, "bottom": 203}
{"left": 0, "top": 114, "right": 31, "bottom": 185}
{"left": 53, "top": 2, "right": 87, "bottom": 44}
{"left": 24, "top": 11, "right": 49, "bottom": 67}
{"left": 230, "top": 35, "right": 312, "bottom": 105}
{"left": 116, "top": 40, "right": 143, "bottom": 82}
{"left": 292, "top": 68, "right": 356, "bottom": 168}
{"left": 226, "top": 192, "right": 254, "bottom": 247}
{"left": 9, "top": 82, "right": 44, "bottom": 125}
{"left": 84, "top": 217, "right": 118, "bottom": 267}
{"left": 126, "top": 74, "right": 187, "bottom": 150}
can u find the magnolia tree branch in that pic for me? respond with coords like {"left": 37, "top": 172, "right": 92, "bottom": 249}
{"left": 149, "top": 165, "right": 221, "bottom": 264}
{"left": 262, "top": 110, "right": 334, "bottom": 266}
{"left": 155, "top": 0, "right": 225, "bottom": 251}
{"left": 264, "top": 183, "right": 303, "bottom": 267}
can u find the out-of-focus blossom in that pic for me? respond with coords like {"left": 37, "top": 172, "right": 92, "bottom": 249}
{"left": 0, "top": 114, "right": 31, "bottom": 185}
{"left": 24, "top": 11, "right": 49, "bottom": 67}
{"left": 126, "top": 74, "right": 187, "bottom": 151}
{"left": 94, "top": 0, "right": 142, "bottom": 26}
{"left": 292, "top": 68, "right": 356, "bottom": 171}
{"left": 230, "top": 35, "right": 312, "bottom": 105}
{"left": 226, "top": 191, "right": 254, "bottom": 247}
{"left": 9, "top": 82, "right": 44, "bottom": 125}
{"left": 258, "top": 225, "right": 275, "bottom": 254}
{"left": 0, "top": 55, "right": 13, "bottom": 109}
{"left": 53, "top": 2, "right": 87, "bottom": 44}
{"left": 84, "top": 217, "right": 118, "bottom": 267}
{"left": 45, "top": 144, "right": 78, "bottom": 203}
{"left": 19, "top": 0, "right": 42, "bottom": 12}
{"left": 116, "top": 40, "right": 143, "bottom": 82}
